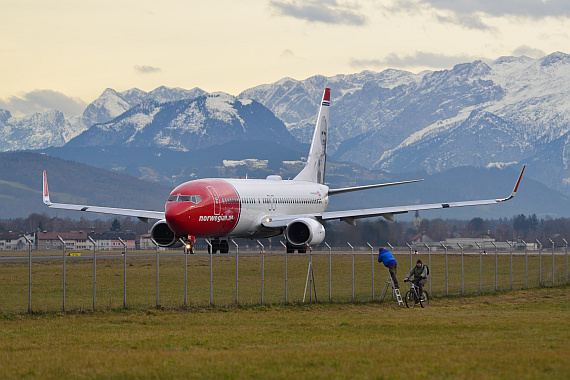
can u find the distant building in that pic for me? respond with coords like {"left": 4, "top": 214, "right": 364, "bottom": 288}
{"left": 0, "top": 231, "right": 27, "bottom": 251}
{"left": 139, "top": 234, "right": 155, "bottom": 250}
{"left": 413, "top": 210, "right": 421, "bottom": 231}
{"left": 35, "top": 231, "right": 136, "bottom": 251}
{"left": 36, "top": 231, "right": 92, "bottom": 251}
{"left": 88, "top": 232, "right": 136, "bottom": 250}
{"left": 412, "top": 232, "right": 433, "bottom": 245}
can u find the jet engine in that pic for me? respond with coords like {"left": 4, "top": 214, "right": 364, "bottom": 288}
{"left": 285, "top": 218, "right": 325, "bottom": 246}
{"left": 150, "top": 220, "right": 183, "bottom": 248}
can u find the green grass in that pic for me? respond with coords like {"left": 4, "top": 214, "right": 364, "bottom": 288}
{"left": 0, "top": 287, "right": 568, "bottom": 379}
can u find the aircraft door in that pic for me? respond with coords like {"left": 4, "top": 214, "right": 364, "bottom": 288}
{"left": 267, "top": 195, "right": 276, "bottom": 211}
{"left": 206, "top": 186, "right": 221, "bottom": 215}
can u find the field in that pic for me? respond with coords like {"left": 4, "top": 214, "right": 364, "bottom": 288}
{"left": 1, "top": 250, "right": 569, "bottom": 378}
{"left": 0, "top": 287, "right": 568, "bottom": 379}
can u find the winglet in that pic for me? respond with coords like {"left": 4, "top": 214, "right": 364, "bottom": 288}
{"left": 498, "top": 165, "right": 526, "bottom": 202}
{"left": 43, "top": 170, "right": 52, "bottom": 205}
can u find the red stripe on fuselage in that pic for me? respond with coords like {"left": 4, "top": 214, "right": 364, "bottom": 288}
{"left": 165, "top": 179, "right": 240, "bottom": 238}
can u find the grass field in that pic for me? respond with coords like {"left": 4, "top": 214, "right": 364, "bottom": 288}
{"left": 1, "top": 251, "right": 569, "bottom": 378}
{"left": 0, "top": 287, "right": 568, "bottom": 379}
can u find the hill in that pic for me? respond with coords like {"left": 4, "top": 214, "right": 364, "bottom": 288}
{"left": 0, "top": 152, "right": 170, "bottom": 219}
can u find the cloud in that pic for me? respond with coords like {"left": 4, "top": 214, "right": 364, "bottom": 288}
{"left": 512, "top": 45, "right": 546, "bottom": 58}
{"left": 134, "top": 65, "right": 162, "bottom": 74}
{"left": 270, "top": 0, "right": 366, "bottom": 25}
{"left": 420, "top": 0, "right": 570, "bottom": 19}
{"left": 0, "top": 90, "right": 87, "bottom": 118}
{"left": 280, "top": 49, "right": 295, "bottom": 59}
{"left": 351, "top": 51, "right": 478, "bottom": 70}
{"left": 385, "top": 0, "right": 570, "bottom": 30}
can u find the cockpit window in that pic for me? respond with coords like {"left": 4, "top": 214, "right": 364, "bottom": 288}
{"left": 167, "top": 195, "right": 202, "bottom": 203}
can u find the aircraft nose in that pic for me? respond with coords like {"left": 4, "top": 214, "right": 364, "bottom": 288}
{"left": 165, "top": 202, "right": 188, "bottom": 235}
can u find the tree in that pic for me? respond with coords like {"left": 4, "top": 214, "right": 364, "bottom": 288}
{"left": 111, "top": 219, "right": 121, "bottom": 231}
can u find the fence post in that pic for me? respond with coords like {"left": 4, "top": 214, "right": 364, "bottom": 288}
{"left": 206, "top": 239, "right": 213, "bottom": 306}
{"left": 118, "top": 237, "right": 127, "bottom": 308}
{"left": 324, "top": 242, "right": 332, "bottom": 302}
{"left": 441, "top": 243, "right": 448, "bottom": 296}
{"left": 457, "top": 243, "right": 463, "bottom": 295}
{"left": 22, "top": 235, "right": 33, "bottom": 313}
{"left": 521, "top": 239, "right": 527, "bottom": 288}
{"left": 424, "top": 243, "right": 431, "bottom": 294}
{"left": 475, "top": 242, "right": 482, "bottom": 293}
{"left": 406, "top": 242, "right": 413, "bottom": 270}
{"left": 257, "top": 240, "right": 265, "bottom": 305}
{"left": 508, "top": 241, "right": 514, "bottom": 290}
{"left": 152, "top": 238, "right": 161, "bottom": 308}
{"left": 280, "top": 241, "right": 287, "bottom": 304}
{"left": 549, "top": 238, "right": 555, "bottom": 287}
{"left": 184, "top": 240, "right": 188, "bottom": 307}
{"left": 536, "top": 239, "right": 542, "bottom": 286}
{"left": 88, "top": 236, "right": 97, "bottom": 310}
{"left": 307, "top": 245, "right": 314, "bottom": 303}
{"left": 57, "top": 235, "right": 66, "bottom": 312}
{"left": 347, "top": 242, "right": 354, "bottom": 302}
{"left": 562, "top": 239, "right": 568, "bottom": 285}
{"left": 231, "top": 238, "right": 239, "bottom": 304}
{"left": 368, "top": 242, "right": 375, "bottom": 300}
{"left": 491, "top": 241, "right": 492, "bottom": 291}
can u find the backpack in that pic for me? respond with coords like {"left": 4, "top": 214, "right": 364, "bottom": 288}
{"left": 424, "top": 265, "right": 430, "bottom": 276}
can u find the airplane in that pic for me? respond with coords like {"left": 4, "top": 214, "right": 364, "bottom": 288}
{"left": 43, "top": 88, "right": 526, "bottom": 253}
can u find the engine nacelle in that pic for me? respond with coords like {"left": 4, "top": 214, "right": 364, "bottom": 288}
{"left": 150, "top": 220, "right": 183, "bottom": 248}
{"left": 285, "top": 218, "right": 325, "bottom": 246}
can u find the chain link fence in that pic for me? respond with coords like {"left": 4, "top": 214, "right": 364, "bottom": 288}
{"left": 1, "top": 239, "right": 568, "bottom": 314}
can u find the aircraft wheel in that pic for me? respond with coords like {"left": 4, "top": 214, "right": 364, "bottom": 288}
{"left": 220, "top": 240, "right": 229, "bottom": 254}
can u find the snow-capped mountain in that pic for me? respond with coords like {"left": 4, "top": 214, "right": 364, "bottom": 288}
{"left": 239, "top": 69, "right": 424, "bottom": 144}
{"left": 0, "top": 109, "right": 84, "bottom": 151}
{"left": 240, "top": 52, "right": 570, "bottom": 193}
{"left": 81, "top": 86, "right": 206, "bottom": 128}
{"left": 66, "top": 93, "right": 296, "bottom": 151}
{"left": 4, "top": 52, "right": 570, "bottom": 196}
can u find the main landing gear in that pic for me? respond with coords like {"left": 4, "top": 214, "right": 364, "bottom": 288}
{"left": 208, "top": 238, "right": 229, "bottom": 254}
{"left": 286, "top": 242, "right": 306, "bottom": 254}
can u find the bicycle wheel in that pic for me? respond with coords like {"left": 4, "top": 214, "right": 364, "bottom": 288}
{"left": 405, "top": 290, "right": 415, "bottom": 308}
{"left": 420, "top": 291, "right": 429, "bottom": 308}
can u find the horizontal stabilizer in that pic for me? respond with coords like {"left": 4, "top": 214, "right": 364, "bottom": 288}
{"left": 328, "top": 179, "right": 423, "bottom": 196}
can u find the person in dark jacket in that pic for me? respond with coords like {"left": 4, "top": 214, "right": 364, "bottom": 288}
{"left": 378, "top": 247, "right": 399, "bottom": 289}
{"left": 405, "top": 259, "right": 428, "bottom": 297}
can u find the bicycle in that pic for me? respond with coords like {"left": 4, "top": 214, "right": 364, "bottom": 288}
{"left": 404, "top": 279, "right": 429, "bottom": 308}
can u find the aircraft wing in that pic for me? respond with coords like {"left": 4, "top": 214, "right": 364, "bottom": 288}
{"left": 43, "top": 171, "right": 164, "bottom": 222}
{"left": 263, "top": 166, "right": 525, "bottom": 228}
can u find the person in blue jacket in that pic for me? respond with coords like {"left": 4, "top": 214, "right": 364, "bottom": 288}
{"left": 378, "top": 247, "right": 399, "bottom": 289}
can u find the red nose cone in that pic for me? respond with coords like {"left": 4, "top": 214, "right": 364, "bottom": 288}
{"left": 165, "top": 202, "right": 189, "bottom": 235}
{"left": 165, "top": 179, "right": 240, "bottom": 238}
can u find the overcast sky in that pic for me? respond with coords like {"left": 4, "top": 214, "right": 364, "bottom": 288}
{"left": 1, "top": 0, "right": 569, "bottom": 116}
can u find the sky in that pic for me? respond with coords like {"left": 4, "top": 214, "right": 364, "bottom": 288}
{"left": 1, "top": 0, "right": 570, "bottom": 117}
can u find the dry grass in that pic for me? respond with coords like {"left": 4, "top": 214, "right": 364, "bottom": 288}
{"left": 0, "top": 287, "right": 568, "bottom": 379}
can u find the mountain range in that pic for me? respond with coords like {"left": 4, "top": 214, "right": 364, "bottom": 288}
{"left": 1, "top": 52, "right": 570, "bottom": 218}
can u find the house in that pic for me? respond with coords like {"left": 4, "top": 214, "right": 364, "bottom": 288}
{"left": 88, "top": 232, "right": 136, "bottom": 250}
{"left": 35, "top": 230, "right": 136, "bottom": 251}
{"left": 36, "top": 231, "right": 93, "bottom": 251}
{"left": 0, "top": 231, "right": 25, "bottom": 251}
